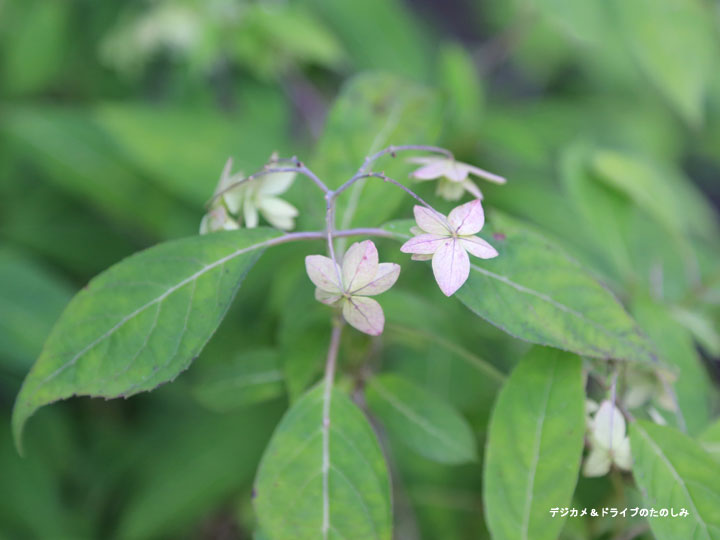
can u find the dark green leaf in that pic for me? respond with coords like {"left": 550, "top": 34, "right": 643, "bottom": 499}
{"left": 12, "top": 228, "right": 280, "bottom": 451}
{"left": 254, "top": 384, "right": 392, "bottom": 540}
{"left": 366, "top": 374, "right": 477, "bottom": 464}
{"left": 484, "top": 347, "right": 585, "bottom": 540}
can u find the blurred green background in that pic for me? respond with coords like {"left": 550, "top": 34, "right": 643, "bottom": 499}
{"left": 1, "top": 0, "right": 719, "bottom": 538}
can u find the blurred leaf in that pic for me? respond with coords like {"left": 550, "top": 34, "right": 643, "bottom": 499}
{"left": 384, "top": 213, "right": 659, "bottom": 364}
{"left": 0, "top": 248, "right": 73, "bottom": 371}
{"left": 699, "top": 419, "right": 720, "bottom": 462}
{"left": 308, "top": 73, "right": 441, "bottom": 230}
{"left": 94, "top": 96, "right": 290, "bottom": 207}
{"left": 591, "top": 150, "right": 718, "bottom": 240}
{"left": 13, "top": 228, "right": 280, "bottom": 450}
{"left": 254, "top": 384, "right": 392, "bottom": 540}
{"left": 0, "top": 0, "right": 69, "bottom": 95}
{"left": 116, "top": 401, "right": 283, "bottom": 540}
{"left": 1, "top": 106, "right": 198, "bottom": 238}
{"left": 630, "top": 420, "right": 720, "bottom": 540}
{"left": 484, "top": 347, "right": 585, "bottom": 540}
{"left": 191, "top": 348, "right": 284, "bottom": 412}
{"left": 303, "top": 0, "right": 431, "bottom": 79}
{"left": 670, "top": 305, "right": 720, "bottom": 358}
{"left": 366, "top": 373, "right": 477, "bottom": 464}
{"left": 633, "top": 296, "right": 711, "bottom": 436}
{"left": 610, "top": 0, "right": 716, "bottom": 126}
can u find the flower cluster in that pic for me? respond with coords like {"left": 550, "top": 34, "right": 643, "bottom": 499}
{"left": 200, "top": 156, "right": 299, "bottom": 234}
{"left": 583, "top": 400, "right": 632, "bottom": 477}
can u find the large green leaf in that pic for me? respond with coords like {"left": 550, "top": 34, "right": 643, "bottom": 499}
{"left": 611, "top": 0, "right": 716, "bottom": 126}
{"left": 365, "top": 374, "right": 477, "bottom": 464}
{"left": 12, "top": 228, "right": 280, "bottom": 451}
{"left": 630, "top": 421, "right": 720, "bottom": 540}
{"left": 384, "top": 214, "right": 658, "bottom": 364}
{"left": 632, "top": 296, "right": 711, "bottom": 436}
{"left": 484, "top": 347, "right": 585, "bottom": 540}
{"left": 254, "top": 384, "right": 392, "bottom": 540}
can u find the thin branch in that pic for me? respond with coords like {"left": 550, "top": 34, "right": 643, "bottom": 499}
{"left": 325, "top": 193, "right": 344, "bottom": 286}
{"left": 359, "top": 144, "right": 453, "bottom": 174}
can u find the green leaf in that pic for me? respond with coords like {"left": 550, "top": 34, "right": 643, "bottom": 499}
{"left": 191, "top": 348, "right": 285, "bottom": 412}
{"left": 12, "top": 228, "right": 281, "bottom": 451}
{"left": 610, "top": 0, "right": 716, "bottom": 126}
{"left": 365, "top": 374, "right": 477, "bottom": 464}
{"left": 384, "top": 213, "right": 658, "bottom": 364}
{"left": 0, "top": 248, "right": 73, "bottom": 371}
{"left": 484, "top": 347, "right": 585, "bottom": 540}
{"left": 699, "top": 419, "right": 720, "bottom": 462}
{"left": 254, "top": 384, "right": 392, "bottom": 540}
{"left": 632, "top": 297, "right": 711, "bottom": 436}
{"left": 630, "top": 421, "right": 720, "bottom": 540}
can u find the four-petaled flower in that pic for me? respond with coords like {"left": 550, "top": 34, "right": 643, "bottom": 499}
{"left": 407, "top": 157, "right": 506, "bottom": 201}
{"left": 305, "top": 240, "right": 400, "bottom": 336}
{"left": 400, "top": 199, "right": 498, "bottom": 296}
{"left": 583, "top": 400, "right": 632, "bottom": 477}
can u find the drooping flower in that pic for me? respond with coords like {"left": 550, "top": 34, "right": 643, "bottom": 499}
{"left": 199, "top": 205, "right": 239, "bottom": 234}
{"left": 400, "top": 199, "right": 498, "bottom": 297}
{"left": 583, "top": 400, "right": 632, "bottom": 477}
{"left": 407, "top": 157, "right": 506, "bottom": 201}
{"left": 305, "top": 240, "right": 400, "bottom": 336}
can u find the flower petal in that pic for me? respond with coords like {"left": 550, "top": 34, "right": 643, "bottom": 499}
{"left": 305, "top": 255, "right": 341, "bottom": 293}
{"left": 341, "top": 240, "right": 379, "bottom": 292}
{"left": 583, "top": 447, "right": 611, "bottom": 477}
{"left": 461, "top": 179, "right": 484, "bottom": 200}
{"left": 258, "top": 196, "right": 298, "bottom": 230}
{"left": 315, "top": 287, "right": 342, "bottom": 305}
{"left": 243, "top": 195, "right": 259, "bottom": 228}
{"left": 342, "top": 296, "right": 385, "bottom": 336}
{"left": 258, "top": 171, "right": 296, "bottom": 196}
{"left": 435, "top": 179, "right": 465, "bottom": 201}
{"left": 409, "top": 160, "right": 448, "bottom": 180}
{"left": 413, "top": 205, "right": 449, "bottom": 235}
{"left": 465, "top": 164, "right": 507, "bottom": 184}
{"left": 432, "top": 238, "right": 470, "bottom": 296}
{"left": 411, "top": 253, "right": 433, "bottom": 261}
{"left": 400, "top": 233, "right": 446, "bottom": 255}
{"left": 222, "top": 181, "right": 245, "bottom": 214}
{"left": 448, "top": 199, "right": 485, "bottom": 235}
{"left": 444, "top": 161, "right": 469, "bottom": 182}
{"left": 353, "top": 263, "right": 400, "bottom": 296}
{"left": 612, "top": 437, "right": 632, "bottom": 471}
{"left": 460, "top": 236, "right": 498, "bottom": 259}
{"left": 592, "top": 400, "right": 627, "bottom": 451}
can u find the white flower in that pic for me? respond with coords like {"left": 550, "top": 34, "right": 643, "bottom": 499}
{"left": 199, "top": 205, "right": 239, "bottom": 234}
{"left": 583, "top": 400, "right": 632, "bottom": 477}
{"left": 400, "top": 199, "right": 498, "bottom": 296}
{"left": 407, "top": 157, "right": 506, "bottom": 201}
{"left": 305, "top": 241, "right": 400, "bottom": 336}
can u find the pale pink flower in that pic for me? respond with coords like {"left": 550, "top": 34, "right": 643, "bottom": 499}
{"left": 400, "top": 199, "right": 498, "bottom": 296}
{"left": 407, "top": 157, "right": 506, "bottom": 201}
{"left": 305, "top": 240, "right": 400, "bottom": 336}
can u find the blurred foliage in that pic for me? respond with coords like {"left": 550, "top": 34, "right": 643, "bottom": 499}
{"left": 1, "top": 0, "right": 719, "bottom": 538}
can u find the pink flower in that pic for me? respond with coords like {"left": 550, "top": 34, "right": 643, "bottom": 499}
{"left": 400, "top": 200, "right": 498, "bottom": 296}
{"left": 305, "top": 240, "right": 400, "bottom": 335}
{"left": 407, "top": 157, "right": 506, "bottom": 201}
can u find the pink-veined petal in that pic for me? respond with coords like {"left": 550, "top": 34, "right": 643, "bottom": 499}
{"left": 460, "top": 236, "right": 498, "bottom": 259}
{"left": 411, "top": 253, "right": 433, "bottom": 261}
{"left": 413, "top": 205, "right": 449, "bottom": 234}
{"left": 341, "top": 240, "right": 378, "bottom": 292}
{"left": 305, "top": 255, "right": 341, "bottom": 293}
{"left": 409, "top": 160, "right": 448, "bottom": 180}
{"left": 400, "top": 233, "right": 446, "bottom": 254}
{"left": 432, "top": 238, "right": 470, "bottom": 296}
{"left": 465, "top": 164, "right": 507, "bottom": 184}
{"left": 315, "top": 287, "right": 342, "bottom": 305}
{"left": 353, "top": 262, "right": 400, "bottom": 296}
{"left": 461, "top": 179, "right": 484, "bottom": 200}
{"left": 448, "top": 199, "right": 485, "bottom": 235}
{"left": 342, "top": 296, "right": 385, "bottom": 336}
